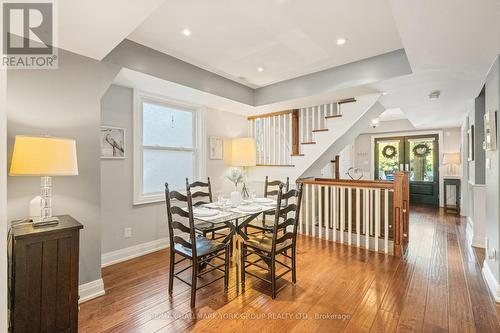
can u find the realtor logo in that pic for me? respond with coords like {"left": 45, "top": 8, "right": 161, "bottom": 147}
{"left": 2, "top": 1, "right": 58, "bottom": 69}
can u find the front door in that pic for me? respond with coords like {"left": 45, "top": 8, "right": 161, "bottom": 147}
{"left": 375, "top": 134, "right": 439, "bottom": 206}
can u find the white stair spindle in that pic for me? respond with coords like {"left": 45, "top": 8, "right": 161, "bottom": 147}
{"left": 288, "top": 113, "right": 292, "bottom": 164}
{"left": 333, "top": 186, "right": 337, "bottom": 242}
{"left": 277, "top": 115, "right": 281, "bottom": 165}
{"left": 384, "top": 189, "right": 389, "bottom": 254}
{"left": 356, "top": 188, "right": 361, "bottom": 247}
{"left": 305, "top": 184, "right": 310, "bottom": 236}
{"left": 267, "top": 117, "right": 271, "bottom": 164}
{"left": 325, "top": 186, "right": 330, "bottom": 241}
{"left": 348, "top": 187, "right": 352, "bottom": 245}
{"left": 340, "top": 187, "right": 344, "bottom": 243}
{"left": 375, "top": 189, "right": 380, "bottom": 252}
{"left": 312, "top": 185, "right": 316, "bottom": 237}
{"left": 319, "top": 186, "right": 323, "bottom": 239}
{"left": 365, "top": 188, "right": 370, "bottom": 249}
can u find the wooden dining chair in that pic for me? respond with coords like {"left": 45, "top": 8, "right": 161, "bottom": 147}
{"left": 165, "top": 180, "right": 231, "bottom": 308}
{"left": 247, "top": 176, "right": 290, "bottom": 233}
{"left": 239, "top": 183, "right": 303, "bottom": 299}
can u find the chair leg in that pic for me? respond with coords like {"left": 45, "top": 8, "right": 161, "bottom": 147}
{"left": 168, "top": 250, "right": 175, "bottom": 294}
{"left": 212, "top": 230, "right": 215, "bottom": 239}
{"left": 271, "top": 255, "right": 276, "bottom": 299}
{"left": 241, "top": 244, "right": 246, "bottom": 291}
{"left": 191, "top": 258, "right": 198, "bottom": 308}
{"left": 224, "top": 246, "right": 230, "bottom": 292}
{"left": 292, "top": 247, "right": 297, "bottom": 284}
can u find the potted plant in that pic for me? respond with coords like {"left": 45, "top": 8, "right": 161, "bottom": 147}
{"left": 226, "top": 168, "right": 244, "bottom": 205}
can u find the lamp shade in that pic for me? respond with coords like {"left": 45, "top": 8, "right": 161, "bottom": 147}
{"left": 442, "top": 152, "right": 461, "bottom": 165}
{"left": 230, "top": 138, "right": 256, "bottom": 167}
{"left": 9, "top": 136, "right": 79, "bottom": 176}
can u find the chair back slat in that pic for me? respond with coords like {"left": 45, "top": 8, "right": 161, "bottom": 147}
{"left": 278, "top": 203, "right": 297, "bottom": 216}
{"left": 170, "top": 191, "right": 188, "bottom": 202}
{"left": 191, "top": 191, "right": 210, "bottom": 199}
{"left": 275, "top": 232, "right": 294, "bottom": 245}
{"left": 173, "top": 235, "right": 192, "bottom": 249}
{"left": 165, "top": 180, "right": 198, "bottom": 257}
{"left": 269, "top": 183, "right": 304, "bottom": 253}
{"left": 277, "top": 217, "right": 295, "bottom": 230}
{"left": 264, "top": 176, "right": 290, "bottom": 198}
{"left": 189, "top": 177, "right": 213, "bottom": 206}
{"left": 172, "top": 221, "right": 191, "bottom": 234}
{"left": 170, "top": 205, "right": 190, "bottom": 218}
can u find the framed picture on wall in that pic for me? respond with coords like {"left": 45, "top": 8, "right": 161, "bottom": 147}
{"left": 484, "top": 110, "right": 497, "bottom": 151}
{"left": 467, "top": 125, "right": 474, "bottom": 161}
{"left": 209, "top": 136, "right": 224, "bottom": 160}
{"left": 101, "top": 126, "right": 125, "bottom": 159}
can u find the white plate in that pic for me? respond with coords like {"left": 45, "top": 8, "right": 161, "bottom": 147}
{"left": 193, "top": 208, "right": 219, "bottom": 217}
{"left": 237, "top": 205, "right": 261, "bottom": 213}
{"left": 253, "top": 197, "right": 274, "bottom": 204}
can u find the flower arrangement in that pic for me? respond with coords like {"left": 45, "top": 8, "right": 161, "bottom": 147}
{"left": 225, "top": 168, "right": 245, "bottom": 188}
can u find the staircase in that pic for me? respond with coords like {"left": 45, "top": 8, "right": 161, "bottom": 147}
{"left": 248, "top": 93, "right": 383, "bottom": 185}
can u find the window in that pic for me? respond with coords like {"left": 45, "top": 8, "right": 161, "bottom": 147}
{"left": 134, "top": 92, "right": 204, "bottom": 204}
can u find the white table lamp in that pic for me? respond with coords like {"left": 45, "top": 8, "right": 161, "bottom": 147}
{"left": 442, "top": 152, "right": 461, "bottom": 175}
{"left": 9, "top": 136, "right": 78, "bottom": 226}
{"left": 230, "top": 138, "right": 256, "bottom": 198}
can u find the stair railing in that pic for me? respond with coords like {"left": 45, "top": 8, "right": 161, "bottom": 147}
{"left": 296, "top": 171, "right": 409, "bottom": 256}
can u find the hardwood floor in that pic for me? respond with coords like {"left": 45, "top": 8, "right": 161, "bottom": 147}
{"left": 79, "top": 206, "right": 500, "bottom": 332}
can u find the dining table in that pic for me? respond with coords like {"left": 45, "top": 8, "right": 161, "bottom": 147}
{"left": 191, "top": 197, "right": 279, "bottom": 292}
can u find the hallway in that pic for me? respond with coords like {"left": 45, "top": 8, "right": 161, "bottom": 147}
{"left": 79, "top": 206, "right": 500, "bottom": 332}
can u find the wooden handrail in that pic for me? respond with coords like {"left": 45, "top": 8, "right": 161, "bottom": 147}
{"left": 296, "top": 177, "right": 394, "bottom": 189}
{"left": 247, "top": 109, "right": 296, "bottom": 120}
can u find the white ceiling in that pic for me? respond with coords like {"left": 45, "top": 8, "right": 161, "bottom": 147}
{"left": 53, "top": 0, "right": 500, "bottom": 129}
{"left": 371, "top": 0, "right": 500, "bottom": 129}
{"left": 57, "top": 0, "right": 165, "bottom": 60}
{"left": 128, "top": 0, "right": 403, "bottom": 88}
{"left": 379, "top": 108, "right": 407, "bottom": 122}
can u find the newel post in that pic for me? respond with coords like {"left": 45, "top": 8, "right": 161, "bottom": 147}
{"left": 392, "top": 171, "right": 410, "bottom": 257}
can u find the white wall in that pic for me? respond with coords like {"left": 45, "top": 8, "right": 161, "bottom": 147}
{"left": 100, "top": 85, "right": 247, "bottom": 256}
{"left": 1, "top": 65, "right": 8, "bottom": 333}
{"left": 483, "top": 56, "right": 500, "bottom": 297}
{"left": 6, "top": 49, "right": 119, "bottom": 284}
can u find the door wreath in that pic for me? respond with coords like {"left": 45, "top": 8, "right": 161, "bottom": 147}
{"left": 382, "top": 145, "right": 397, "bottom": 159}
{"left": 413, "top": 143, "right": 431, "bottom": 157}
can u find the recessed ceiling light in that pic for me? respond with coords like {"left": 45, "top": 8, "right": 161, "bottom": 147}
{"left": 336, "top": 38, "right": 347, "bottom": 45}
{"left": 182, "top": 29, "right": 192, "bottom": 36}
{"left": 381, "top": 91, "right": 388, "bottom": 96}
{"left": 257, "top": 67, "right": 264, "bottom": 72}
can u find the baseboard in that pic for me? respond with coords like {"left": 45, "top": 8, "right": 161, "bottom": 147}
{"left": 79, "top": 278, "right": 105, "bottom": 303}
{"left": 482, "top": 263, "right": 500, "bottom": 303}
{"left": 101, "top": 237, "right": 169, "bottom": 268}
{"left": 466, "top": 217, "right": 485, "bottom": 248}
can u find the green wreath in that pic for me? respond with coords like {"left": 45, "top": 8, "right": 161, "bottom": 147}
{"left": 382, "top": 145, "right": 397, "bottom": 159}
{"left": 413, "top": 143, "right": 431, "bottom": 157}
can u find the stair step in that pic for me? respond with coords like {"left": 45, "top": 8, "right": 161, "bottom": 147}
{"left": 312, "top": 128, "right": 328, "bottom": 132}
{"left": 301, "top": 142, "right": 316, "bottom": 145}
{"left": 325, "top": 114, "right": 342, "bottom": 119}
{"left": 256, "top": 164, "right": 295, "bottom": 167}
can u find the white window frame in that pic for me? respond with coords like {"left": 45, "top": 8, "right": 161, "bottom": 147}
{"left": 133, "top": 90, "right": 206, "bottom": 205}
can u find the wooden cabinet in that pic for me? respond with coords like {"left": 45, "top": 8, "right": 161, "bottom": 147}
{"left": 9, "top": 215, "right": 83, "bottom": 333}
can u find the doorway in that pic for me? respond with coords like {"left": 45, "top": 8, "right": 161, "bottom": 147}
{"left": 375, "top": 134, "right": 439, "bottom": 206}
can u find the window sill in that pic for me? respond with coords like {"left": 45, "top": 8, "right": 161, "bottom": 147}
{"left": 133, "top": 195, "right": 165, "bottom": 206}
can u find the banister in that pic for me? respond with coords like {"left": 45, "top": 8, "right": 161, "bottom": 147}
{"left": 247, "top": 109, "right": 297, "bottom": 120}
{"left": 296, "top": 177, "right": 394, "bottom": 189}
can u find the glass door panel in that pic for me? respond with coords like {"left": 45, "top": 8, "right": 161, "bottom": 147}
{"left": 406, "top": 137, "right": 436, "bottom": 182}
{"left": 375, "top": 138, "right": 403, "bottom": 181}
